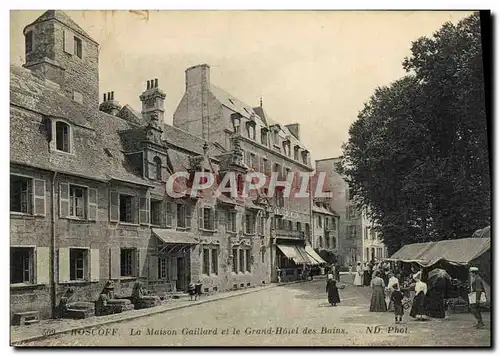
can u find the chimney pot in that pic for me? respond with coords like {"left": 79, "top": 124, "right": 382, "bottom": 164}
{"left": 103, "top": 93, "right": 106, "bottom": 102}
{"left": 111, "top": 91, "right": 115, "bottom": 100}
{"left": 155, "top": 78, "right": 158, "bottom": 88}
{"left": 147, "top": 81, "right": 150, "bottom": 90}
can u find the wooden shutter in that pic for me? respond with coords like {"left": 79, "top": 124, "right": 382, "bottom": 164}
{"left": 90, "top": 249, "right": 100, "bottom": 282}
{"left": 110, "top": 247, "right": 120, "bottom": 279}
{"left": 210, "top": 209, "right": 216, "bottom": 231}
{"left": 59, "top": 182, "right": 70, "bottom": 218}
{"left": 198, "top": 207, "right": 204, "bottom": 230}
{"left": 185, "top": 205, "right": 191, "bottom": 228}
{"left": 58, "top": 248, "right": 70, "bottom": 283}
{"left": 139, "top": 194, "right": 150, "bottom": 225}
{"left": 169, "top": 257, "right": 178, "bottom": 281}
{"left": 109, "top": 191, "right": 119, "bottom": 222}
{"left": 138, "top": 248, "right": 147, "bottom": 277}
{"left": 149, "top": 255, "right": 158, "bottom": 280}
{"left": 33, "top": 179, "right": 46, "bottom": 216}
{"left": 36, "top": 247, "right": 50, "bottom": 285}
{"left": 88, "top": 188, "right": 98, "bottom": 221}
{"left": 63, "top": 30, "right": 74, "bottom": 54}
{"left": 166, "top": 202, "right": 173, "bottom": 226}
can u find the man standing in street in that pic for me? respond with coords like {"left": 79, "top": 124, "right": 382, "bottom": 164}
{"left": 470, "top": 267, "right": 485, "bottom": 329}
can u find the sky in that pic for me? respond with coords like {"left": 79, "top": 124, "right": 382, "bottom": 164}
{"left": 10, "top": 10, "right": 473, "bottom": 160}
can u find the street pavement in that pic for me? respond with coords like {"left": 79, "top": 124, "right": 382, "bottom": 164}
{"left": 16, "top": 276, "right": 491, "bottom": 347}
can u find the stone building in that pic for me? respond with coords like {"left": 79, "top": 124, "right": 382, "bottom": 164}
{"left": 311, "top": 199, "right": 340, "bottom": 263}
{"left": 361, "top": 211, "right": 387, "bottom": 262}
{"left": 315, "top": 157, "right": 385, "bottom": 266}
{"left": 173, "top": 64, "right": 320, "bottom": 283}
{"left": 10, "top": 10, "right": 321, "bottom": 321}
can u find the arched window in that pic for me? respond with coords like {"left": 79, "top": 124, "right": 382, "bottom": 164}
{"left": 154, "top": 156, "right": 162, "bottom": 181}
{"left": 55, "top": 121, "right": 70, "bottom": 152}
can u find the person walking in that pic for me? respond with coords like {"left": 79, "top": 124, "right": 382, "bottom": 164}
{"left": 370, "top": 271, "right": 387, "bottom": 312}
{"left": 469, "top": 267, "right": 486, "bottom": 329}
{"left": 409, "top": 271, "right": 427, "bottom": 321}
{"left": 363, "top": 263, "right": 371, "bottom": 286}
{"left": 391, "top": 283, "right": 405, "bottom": 324}
{"left": 354, "top": 262, "right": 363, "bottom": 287}
{"left": 326, "top": 274, "right": 341, "bottom": 307}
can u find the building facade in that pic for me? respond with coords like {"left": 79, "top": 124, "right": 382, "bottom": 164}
{"left": 10, "top": 11, "right": 321, "bottom": 321}
{"left": 311, "top": 199, "right": 340, "bottom": 262}
{"left": 315, "top": 157, "right": 385, "bottom": 266}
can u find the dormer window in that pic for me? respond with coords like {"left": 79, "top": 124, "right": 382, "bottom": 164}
{"left": 301, "top": 150, "right": 309, "bottom": 165}
{"left": 55, "top": 121, "right": 71, "bottom": 153}
{"left": 261, "top": 128, "right": 268, "bottom": 146}
{"left": 154, "top": 156, "right": 162, "bottom": 181}
{"left": 25, "top": 30, "right": 33, "bottom": 54}
{"left": 246, "top": 121, "right": 256, "bottom": 140}
{"left": 294, "top": 145, "right": 300, "bottom": 160}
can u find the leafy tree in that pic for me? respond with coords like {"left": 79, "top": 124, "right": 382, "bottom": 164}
{"left": 337, "top": 12, "right": 490, "bottom": 254}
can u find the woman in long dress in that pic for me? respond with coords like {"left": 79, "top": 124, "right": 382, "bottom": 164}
{"left": 354, "top": 262, "right": 363, "bottom": 287}
{"left": 370, "top": 272, "right": 387, "bottom": 312}
{"left": 326, "top": 274, "right": 341, "bottom": 306}
{"left": 386, "top": 273, "right": 400, "bottom": 312}
{"left": 424, "top": 273, "right": 448, "bottom": 318}
{"left": 363, "top": 263, "right": 371, "bottom": 286}
{"left": 409, "top": 272, "right": 427, "bottom": 321}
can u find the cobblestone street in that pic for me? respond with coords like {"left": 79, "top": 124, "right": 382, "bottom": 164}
{"left": 16, "top": 277, "right": 491, "bottom": 347}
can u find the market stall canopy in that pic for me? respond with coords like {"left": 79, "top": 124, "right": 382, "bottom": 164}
{"left": 472, "top": 225, "right": 490, "bottom": 238}
{"left": 388, "top": 237, "right": 490, "bottom": 267}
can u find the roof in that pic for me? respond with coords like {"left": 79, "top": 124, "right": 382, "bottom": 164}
{"left": 153, "top": 228, "right": 198, "bottom": 245}
{"left": 388, "top": 237, "right": 491, "bottom": 267}
{"left": 25, "top": 10, "right": 96, "bottom": 44}
{"left": 253, "top": 106, "right": 277, "bottom": 127}
{"left": 163, "top": 124, "right": 225, "bottom": 156}
{"left": 10, "top": 64, "right": 151, "bottom": 186}
{"left": 312, "top": 204, "right": 335, "bottom": 216}
{"left": 472, "top": 225, "right": 490, "bottom": 238}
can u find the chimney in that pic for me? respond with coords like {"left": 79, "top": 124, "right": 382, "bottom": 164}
{"left": 99, "top": 91, "right": 122, "bottom": 116}
{"left": 139, "top": 78, "right": 166, "bottom": 123}
{"left": 285, "top": 123, "right": 300, "bottom": 140}
{"left": 185, "top": 64, "right": 210, "bottom": 90}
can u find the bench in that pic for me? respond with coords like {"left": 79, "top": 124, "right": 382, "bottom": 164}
{"left": 12, "top": 311, "right": 40, "bottom": 326}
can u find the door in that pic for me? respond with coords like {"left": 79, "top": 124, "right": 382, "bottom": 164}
{"left": 176, "top": 257, "right": 185, "bottom": 291}
{"left": 371, "top": 248, "right": 375, "bottom": 261}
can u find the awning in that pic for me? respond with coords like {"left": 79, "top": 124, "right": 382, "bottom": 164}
{"left": 305, "top": 245, "right": 327, "bottom": 265}
{"left": 153, "top": 228, "right": 198, "bottom": 245}
{"left": 217, "top": 194, "right": 238, "bottom": 206}
{"left": 277, "top": 244, "right": 310, "bottom": 264}
{"left": 389, "top": 237, "right": 490, "bottom": 267}
{"left": 245, "top": 199, "right": 264, "bottom": 211}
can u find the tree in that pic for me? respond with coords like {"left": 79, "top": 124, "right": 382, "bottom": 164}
{"left": 337, "top": 12, "right": 490, "bottom": 254}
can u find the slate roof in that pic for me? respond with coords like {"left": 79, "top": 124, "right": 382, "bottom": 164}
{"left": 25, "top": 10, "right": 96, "bottom": 43}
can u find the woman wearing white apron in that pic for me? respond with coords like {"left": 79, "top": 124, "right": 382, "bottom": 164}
{"left": 354, "top": 262, "right": 363, "bottom": 286}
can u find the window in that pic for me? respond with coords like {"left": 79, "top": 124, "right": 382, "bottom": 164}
{"left": 347, "top": 225, "right": 358, "bottom": 239}
{"left": 301, "top": 151, "right": 308, "bottom": 164}
{"left": 273, "top": 130, "right": 279, "bottom": 146}
{"left": 232, "top": 248, "right": 238, "bottom": 273}
{"left": 25, "top": 30, "right": 33, "bottom": 54}
{"left": 332, "top": 237, "right": 337, "bottom": 249}
{"left": 261, "top": 129, "right": 268, "bottom": 146}
{"left": 119, "top": 194, "right": 134, "bottom": 223}
{"left": 239, "top": 248, "right": 245, "bottom": 273}
{"left": 69, "top": 185, "right": 86, "bottom": 219}
{"left": 332, "top": 218, "right": 337, "bottom": 230}
{"left": 318, "top": 216, "right": 323, "bottom": 228}
{"left": 55, "top": 121, "right": 70, "bottom": 153}
{"left": 211, "top": 248, "right": 218, "bottom": 275}
{"left": 325, "top": 235, "right": 330, "bottom": 249}
{"left": 70, "top": 248, "right": 88, "bottom": 281}
{"left": 247, "top": 124, "right": 256, "bottom": 140}
{"left": 74, "top": 36, "right": 82, "bottom": 58}
{"left": 177, "top": 204, "right": 190, "bottom": 228}
{"left": 120, "top": 248, "right": 135, "bottom": 277}
{"left": 245, "top": 213, "right": 255, "bottom": 235}
{"left": 154, "top": 157, "right": 162, "bottom": 181}
{"left": 370, "top": 229, "right": 376, "bottom": 240}
{"left": 347, "top": 206, "right": 357, "bottom": 220}
{"left": 366, "top": 248, "right": 369, "bottom": 261}
{"left": 318, "top": 236, "right": 323, "bottom": 248}
{"left": 10, "top": 247, "right": 34, "bottom": 284}
{"left": 202, "top": 248, "right": 210, "bottom": 275}
{"left": 158, "top": 257, "right": 168, "bottom": 279}
{"left": 200, "top": 207, "right": 215, "bottom": 231}
{"left": 226, "top": 211, "right": 237, "bottom": 233}
{"left": 10, "top": 176, "right": 32, "bottom": 214}
{"left": 305, "top": 223, "right": 310, "bottom": 240}
{"left": 150, "top": 200, "right": 162, "bottom": 226}
{"left": 261, "top": 249, "right": 265, "bottom": 263}
{"left": 249, "top": 153, "right": 256, "bottom": 169}
{"left": 294, "top": 146, "right": 300, "bottom": 160}
{"left": 325, "top": 217, "right": 330, "bottom": 230}
{"left": 245, "top": 250, "right": 251, "bottom": 272}
{"left": 259, "top": 215, "right": 265, "bottom": 236}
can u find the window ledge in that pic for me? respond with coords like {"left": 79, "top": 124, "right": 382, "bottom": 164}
{"left": 150, "top": 224, "right": 161, "bottom": 228}
{"left": 10, "top": 283, "right": 46, "bottom": 290}
{"left": 199, "top": 228, "right": 216, "bottom": 233}
{"left": 118, "top": 222, "right": 140, "bottom": 227}
{"left": 10, "top": 213, "right": 35, "bottom": 220}
{"left": 244, "top": 233, "right": 256, "bottom": 237}
{"left": 59, "top": 280, "right": 97, "bottom": 286}
{"left": 66, "top": 217, "right": 89, "bottom": 222}
{"left": 176, "top": 227, "right": 190, "bottom": 231}
{"left": 52, "top": 149, "right": 75, "bottom": 156}
{"left": 120, "top": 277, "right": 138, "bottom": 281}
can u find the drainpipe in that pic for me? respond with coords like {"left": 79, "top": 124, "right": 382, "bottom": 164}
{"left": 51, "top": 171, "right": 58, "bottom": 318}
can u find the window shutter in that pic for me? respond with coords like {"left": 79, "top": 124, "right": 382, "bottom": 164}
{"left": 109, "top": 191, "right": 119, "bottom": 222}
{"left": 63, "top": 30, "right": 74, "bottom": 54}
{"left": 166, "top": 202, "right": 173, "bottom": 227}
{"left": 88, "top": 188, "right": 98, "bottom": 221}
{"left": 226, "top": 211, "right": 231, "bottom": 231}
{"left": 210, "top": 209, "right": 216, "bottom": 231}
{"left": 198, "top": 207, "right": 204, "bottom": 230}
{"left": 33, "top": 179, "right": 46, "bottom": 216}
{"left": 59, "top": 182, "right": 70, "bottom": 218}
{"left": 256, "top": 214, "right": 261, "bottom": 236}
{"left": 149, "top": 255, "right": 158, "bottom": 280}
{"left": 90, "top": 249, "right": 100, "bottom": 282}
{"left": 169, "top": 257, "right": 178, "bottom": 281}
{"left": 185, "top": 205, "right": 191, "bottom": 228}
{"left": 138, "top": 248, "right": 147, "bottom": 277}
{"left": 242, "top": 213, "right": 247, "bottom": 234}
{"left": 110, "top": 247, "right": 120, "bottom": 279}
{"left": 139, "top": 194, "right": 150, "bottom": 225}
{"left": 58, "top": 248, "right": 70, "bottom": 283}
{"left": 36, "top": 247, "right": 50, "bottom": 285}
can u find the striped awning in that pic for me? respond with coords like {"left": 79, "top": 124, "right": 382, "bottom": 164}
{"left": 277, "top": 244, "right": 312, "bottom": 265}
{"left": 305, "top": 245, "right": 327, "bottom": 265}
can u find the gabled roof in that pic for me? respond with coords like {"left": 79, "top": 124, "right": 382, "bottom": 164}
{"left": 25, "top": 10, "right": 96, "bottom": 44}
{"left": 163, "top": 124, "right": 225, "bottom": 157}
{"left": 253, "top": 106, "right": 277, "bottom": 127}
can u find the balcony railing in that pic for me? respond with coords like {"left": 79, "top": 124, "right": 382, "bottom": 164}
{"left": 275, "top": 229, "right": 305, "bottom": 239}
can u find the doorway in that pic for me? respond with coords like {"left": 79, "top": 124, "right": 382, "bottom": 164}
{"left": 176, "top": 257, "right": 185, "bottom": 291}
